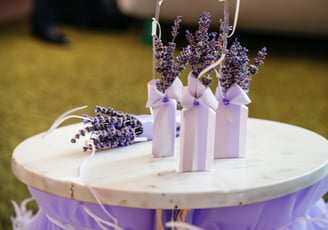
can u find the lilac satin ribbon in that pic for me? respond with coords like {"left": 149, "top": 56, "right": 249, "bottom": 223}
{"left": 181, "top": 73, "right": 218, "bottom": 111}
{"left": 134, "top": 114, "right": 154, "bottom": 140}
{"left": 146, "top": 78, "right": 183, "bottom": 108}
{"left": 178, "top": 74, "right": 217, "bottom": 172}
{"left": 215, "top": 84, "right": 251, "bottom": 109}
{"left": 135, "top": 113, "right": 181, "bottom": 142}
{"left": 146, "top": 78, "right": 183, "bottom": 157}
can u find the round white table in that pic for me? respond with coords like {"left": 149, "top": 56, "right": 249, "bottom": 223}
{"left": 12, "top": 118, "right": 328, "bottom": 230}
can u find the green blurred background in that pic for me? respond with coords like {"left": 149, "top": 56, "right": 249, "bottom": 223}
{"left": 0, "top": 16, "right": 327, "bottom": 230}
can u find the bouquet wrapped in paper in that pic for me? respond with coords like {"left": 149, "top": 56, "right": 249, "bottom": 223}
{"left": 178, "top": 13, "right": 224, "bottom": 172}
{"left": 215, "top": 40, "right": 267, "bottom": 158}
{"left": 179, "top": 73, "right": 218, "bottom": 172}
{"left": 146, "top": 16, "right": 188, "bottom": 157}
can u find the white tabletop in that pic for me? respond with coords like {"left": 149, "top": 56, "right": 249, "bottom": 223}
{"left": 12, "top": 118, "right": 328, "bottom": 209}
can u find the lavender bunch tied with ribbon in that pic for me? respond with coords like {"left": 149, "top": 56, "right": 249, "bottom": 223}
{"left": 71, "top": 106, "right": 143, "bottom": 151}
{"left": 154, "top": 16, "right": 188, "bottom": 93}
{"left": 220, "top": 38, "right": 267, "bottom": 94}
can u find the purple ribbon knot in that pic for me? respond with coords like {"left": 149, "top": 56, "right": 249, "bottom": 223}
{"left": 222, "top": 98, "right": 230, "bottom": 106}
{"left": 162, "top": 96, "right": 169, "bottom": 103}
{"left": 193, "top": 100, "right": 200, "bottom": 106}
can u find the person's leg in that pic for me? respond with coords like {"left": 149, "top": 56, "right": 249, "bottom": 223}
{"left": 75, "top": 0, "right": 137, "bottom": 30}
{"left": 30, "top": 0, "right": 69, "bottom": 44}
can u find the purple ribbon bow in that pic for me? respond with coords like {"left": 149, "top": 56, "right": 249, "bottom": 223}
{"left": 146, "top": 78, "right": 183, "bottom": 108}
{"left": 181, "top": 73, "right": 218, "bottom": 111}
{"left": 216, "top": 83, "right": 251, "bottom": 106}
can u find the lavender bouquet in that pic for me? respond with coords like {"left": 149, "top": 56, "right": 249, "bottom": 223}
{"left": 184, "top": 12, "right": 226, "bottom": 87}
{"left": 71, "top": 106, "right": 143, "bottom": 152}
{"left": 214, "top": 39, "right": 267, "bottom": 159}
{"left": 178, "top": 12, "right": 224, "bottom": 172}
{"left": 219, "top": 38, "right": 267, "bottom": 95}
{"left": 153, "top": 16, "right": 188, "bottom": 93}
{"left": 146, "top": 16, "right": 187, "bottom": 157}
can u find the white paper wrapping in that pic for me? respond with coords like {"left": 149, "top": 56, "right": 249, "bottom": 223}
{"left": 214, "top": 84, "right": 251, "bottom": 158}
{"left": 146, "top": 78, "right": 183, "bottom": 157}
{"left": 178, "top": 73, "right": 218, "bottom": 172}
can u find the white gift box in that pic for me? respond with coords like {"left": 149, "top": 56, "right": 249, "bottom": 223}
{"left": 151, "top": 100, "right": 177, "bottom": 157}
{"left": 214, "top": 84, "right": 251, "bottom": 158}
{"left": 178, "top": 73, "right": 218, "bottom": 172}
{"left": 179, "top": 105, "right": 216, "bottom": 172}
{"left": 146, "top": 78, "right": 183, "bottom": 157}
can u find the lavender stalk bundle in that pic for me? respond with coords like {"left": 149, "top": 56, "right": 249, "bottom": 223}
{"left": 71, "top": 106, "right": 143, "bottom": 151}
{"left": 219, "top": 38, "right": 267, "bottom": 94}
{"left": 185, "top": 12, "right": 226, "bottom": 87}
{"left": 154, "top": 16, "right": 188, "bottom": 93}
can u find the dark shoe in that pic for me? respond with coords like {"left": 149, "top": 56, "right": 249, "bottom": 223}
{"left": 32, "top": 27, "right": 70, "bottom": 45}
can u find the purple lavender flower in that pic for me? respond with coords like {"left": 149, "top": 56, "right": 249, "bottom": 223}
{"left": 71, "top": 106, "right": 143, "bottom": 151}
{"left": 184, "top": 12, "right": 227, "bottom": 87}
{"left": 171, "top": 16, "right": 182, "bottom": 40}
{"left": 154, "top": 16, "right": 188, "bottom": 93}
{"left": 219, "top": 38, "right": 267, "bottom": 93}
{"left": 255, "top": 47, "right": 267, "bottom": 67}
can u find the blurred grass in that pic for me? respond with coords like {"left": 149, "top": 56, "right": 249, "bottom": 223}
{"left": 0, "top": 20, "right": 327, "bottom": 229}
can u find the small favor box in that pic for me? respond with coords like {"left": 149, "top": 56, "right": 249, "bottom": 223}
{"left": 146, "top": 78, "right": 183, "bottom": 157}
{"left": 151, "top": 100, "right": 177, "bottom": 157}
{"left": 214, "top": 103, "right": 248, "bottom": 158}
{"left": 214, "top": 84, "right": 251, "bottom": 158}
{"left": 179, "top": 105, "right": 216, "bottom": 172}
{"left": 178, "top": 73, "right": 218, "bottom": 172}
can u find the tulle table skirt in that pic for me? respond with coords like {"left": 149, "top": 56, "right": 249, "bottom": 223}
{"left": 27, "top": 174, "right": 328, "bottom": 230}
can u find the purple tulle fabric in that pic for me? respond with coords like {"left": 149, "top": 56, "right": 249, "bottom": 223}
{"left": 27, "top": 187, "right": 155, "bottom": 230}
{"left": 27, "top": 174, "right": 328, "bottom": 230}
